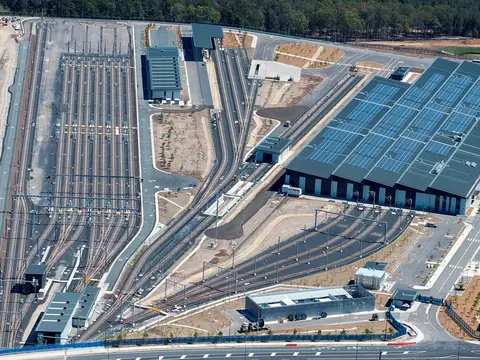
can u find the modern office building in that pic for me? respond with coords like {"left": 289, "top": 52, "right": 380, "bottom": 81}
{"left": 245, "top": 285, "right": 374, "bottom": 322}
{"left": 145, "top": 46, "right": 182, "bottom": 101}
{"left": 285, "top": 58, "right": 480, "bottom": 215}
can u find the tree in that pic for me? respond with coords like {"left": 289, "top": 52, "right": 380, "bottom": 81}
{"left": 365, "top": 328, "right": 372, "bottom": 335}
{"left": 116, "top": 332, "right": 123, "bottom": 341}
{"left": 293, "top": 328, "right": 298, "bottom": 335}
{"left": 218, "top": 330, "right": 223, "bottom": 336}
{"left": 194, "top": 330, "right": 199, "bottom": 339}
{"left": 267, "top": 329, "right": 273, "bottom": 335}
{"left": 317, "top": 329, "right": 322, "bottom": 336}
{"left": 142, "top": 330, "right": 149, "bottom": 339}
{"left": 340, "top": 329, "right": 347, "bottom": 335}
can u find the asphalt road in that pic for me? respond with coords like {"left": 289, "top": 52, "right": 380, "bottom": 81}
{"left": 5, "top": 343, "right": 480, "bottom": 360}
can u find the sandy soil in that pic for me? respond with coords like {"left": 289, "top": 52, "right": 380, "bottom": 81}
{"left": 360, "top": 38, "right": 480, "bottom": 50}
{"left": 267, "top": 321, "right": 394, "bottom": 335}
{"left": 258, "top": 75, "right": 323, "bottom": 108}
{"left": 0, "top": 25, "right": 19, "bottom": 159}
{"left": 245, "top": 114, "right": 278, "bottom": 154}
{"left": 274, "top": 53, "right": 309, "bottom": 68}
{"left": 287, "top": 228, "right": 417, "bottom": 288}
{"left": 223, "top": 32, "right": 254, "bottom": 48}
{"left": 438, "top": 276, "right": 480, "bottom": 340}
{"left": 357, "top": 61, "right": 383, "bottom": 69}
{"left": 156, "top": 190, "right": 195, "bottom": 225}
{"left": 276, "top": 43, "right": 322, "bottom": 59}
{"left": 169, "top": 197, "right": 341, "bottom": 286}
{"left": 309, "top": 47, "right": 345, "bottom": 68}
{"left": 152, "top": 110, "right": 214, "bottom": 180}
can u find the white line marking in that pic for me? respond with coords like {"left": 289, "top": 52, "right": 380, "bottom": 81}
{"left": 315, "top": 352, "right": 321, "bottom": 356}
{"left": 158, "top": 357, "right": 164, "bottom": 360}
{"left": 203, "top": 355, "right": 209, "bottom": 359}
{"left": 248, "top": 353, "right": 254, "bottom": 357}
{"left": 226, "top": 354, "right": 231, "bottom": 358}
{"left": 382, "top": 351, "right": 388, "bottom": 355}
{"left": 403, "top": 351, "right": 409, "bottom": 354}
{"left": 181, "top": 356, "right": 186, "bottom": 359}
{"left": 271, "top": 353, "right": 276, "bottom": 356}
{"left": 293, "top": 352, "right": 299, "bottom": 356}
{"left": 135, "top": 358, "right": 141, "bottom": 360}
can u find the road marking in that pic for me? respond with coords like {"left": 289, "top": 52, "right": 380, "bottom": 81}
{"left": 226, "top": 354, "right": 231, "bottom": 358}
{"left": 270, "top": 353, "right": 276, "bottom": 356}
{"left": 203, "top": 355, "right": 209, "bottom": 358}
{"left": 315, "top": 352, "right": 321, "bottom": 356}
{"left": 293, "top": 352, "right": 299, "bottom": 356}
{"left": 248, "top": 353, "right": 254, "bottom": 357}
{"left": 382, "top": 351, "right": 388, "bottom": 355}
{"left": 403, "top": 351, "right": 409, "bottom": 354}
{"left": 181, "top": 356, "right": 186, "bottom": 359}
{"left": 136, "top": 358, "right": 141, "bottom": 360}
{"left": 158, "top": 357, "right": 164, "bottom": 360}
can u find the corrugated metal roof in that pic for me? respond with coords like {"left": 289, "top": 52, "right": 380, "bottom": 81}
{"left": 36, "top": 292, "right": 81, "bottom": 333}
{"left": 287, "top": 58, "right": 480, "bottom": 199}
{"left": 248, "top": 286, "right": 351, "bottom": 306}
{"left": 392, "top": 67, "right": 410, "bottom": 77}
{"left": 24, "top": 263, "right": 46, "bottom": 275}
{"left": 392, "top": 288, "right": 418, "bottom": 302}
{"left": 363, "top": 261, "right": 388, "bottom": 271}
{"left": 257, "top": 136, "right": 291, "bottom": 154}
{"left": 192, "top": 23, "right": 223, "bottom": 49}
{"left": 73, "top": 286, "right": 100, "bottom": 320}
{"left": 150, "top": 28, "right": 177, "bottom": 48}
{"left": 146, "top": 47, "right": 182, "bottom": 91}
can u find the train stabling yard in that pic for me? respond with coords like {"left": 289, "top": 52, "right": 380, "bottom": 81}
{"left": 0, "top": 20, "right": 142, "bottom": 347}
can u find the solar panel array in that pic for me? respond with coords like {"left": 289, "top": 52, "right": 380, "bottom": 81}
{"left": 288, "top": 58, "right": 480, "bottom": 198}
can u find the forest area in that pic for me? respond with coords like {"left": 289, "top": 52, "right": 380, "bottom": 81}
{"left": 1, "top": 0, "right": 480, "bottom": 41}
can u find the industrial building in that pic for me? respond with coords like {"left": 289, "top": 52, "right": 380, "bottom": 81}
{"left": 72, "top": 286, "right": 100, "bottom": 328}
{"left": 192, "top": 23, "right": 223, "bottom": 50}
{"left": 36, "top": 292, "right": 82, "bottom": 344}
{"left": 391, "top": 67, "right": 410, "bottom": 81}
{"left": 390, "top": 288, "right": 419, "bottom": 310}
{"left": 285, "top": 58, "right": 480, "bottom": 215}
{"left": 150, "top": 27, "right": 177, "bottom": 48}
{"left": 24, "top": 263, "right": 46, "bottom": 293}
{"left": 245, "top": 285, "right": 374, "bottom": 322}
{"left": 355, "top": 268, "right": 387, "bottom": 290}
{"left": 145, "top": 46, "right": 182, "bottom": 101}
{"left": 255, "top": 136, "right": 291, "bottom": 164}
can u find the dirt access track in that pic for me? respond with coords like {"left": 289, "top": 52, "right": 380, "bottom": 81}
{"left": 360, "top": 38, "right": 480, "bottom": 50}
{"left": 223, "top": 31, "right": 254, "bottom": 48}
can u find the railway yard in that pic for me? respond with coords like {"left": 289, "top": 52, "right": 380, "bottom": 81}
{"left": 0, "top": 16, "right": 478, "bottom": 354}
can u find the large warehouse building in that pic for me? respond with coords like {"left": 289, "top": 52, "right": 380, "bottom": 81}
{"left": 285, "top": 58, "right": 480, "bottom": 215}
{"left": 245, "top": 285, "right": 374, "bottom": 322}
{"left": 145, "top": 46, "right": 182, "bottom": 101}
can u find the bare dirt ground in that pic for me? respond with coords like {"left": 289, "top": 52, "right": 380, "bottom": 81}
{"left": 257, "top": 75, "right": 323, "bottom": 108}
{"left": 267, "top": 321, "right": 395, "bottom": 335}
{"left": 360, "top": 38, "right": 480, "bottom": 50}
{"left": 287, "top": 228, "right": 417, "bottom": 288}
{"left": 223, "top": 32, "right": 254, "bottom": 48}
{"left": 245, "top": 114, "right": 279, "bottom": 155}
{"left": 309, "top": 47, "right": 345, "bottom": 68}
{"left": 275, "top": 53, "right": 309, "bottom": 68}
{"left": 357, "top": 61, "right": 383, "bottom": 69}
{"left": 438, "top": 276, "right": 480, "bottom": 340}
{"left": 0, "top": 25, "right": 19, "bottom": 158}
{"left": 156, "top": 189, "right": 195, "bottom": 225}
{"left": 168, "top": 197, "right": 341, "bottom": 287}
{"left": 152, "top": 110, "right": 214, "bottom": 180}
{"left": 276, "top": 43, "right": 322, "bottom": 59}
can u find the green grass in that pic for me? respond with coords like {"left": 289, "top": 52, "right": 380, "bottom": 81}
{"left": 443, "top": 47, "right": 480, "bottom": 56}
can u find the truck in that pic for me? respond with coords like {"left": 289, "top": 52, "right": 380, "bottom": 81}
{"left": 284, "top": 120, "right": 291, "bottom": 127}
{"left": 281, "top": 184, "right": 302, "bottom": 197}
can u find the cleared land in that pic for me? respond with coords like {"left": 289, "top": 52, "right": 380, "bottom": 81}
{"left": 245, "top": 114, "right": 279, "bottom": 155}
{"left": 357, "top": 61, "right": 383, "bottom": 69}
{"left": 0, "top": 25, "right": 19, "bottom": 158}
{"left": 152, "top": 110, "right": 214, "bottom": 180}
{"left": 274, "top": 44, "right": 344, "bottom": 69}
{"left": 360, "top": 38, "right": 480, "bottom": 50}
{"left": 287, "top": 228, "right": 417, "bottom": 288}
{"left": 438, "top": 276, "right": 480, "bottom": 340}
{"left": 258, "top": 75, "right": 323, "bottom": 108}
{"left": 223, "top": 31, "right": 254, "bottom": 48}
{"left": 156, "top": 190, "right": 195, "bottom": 225}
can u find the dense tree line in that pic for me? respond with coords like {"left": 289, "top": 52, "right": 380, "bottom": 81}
{"left": 1, "top": 0, "right": 480, "bottom": 40}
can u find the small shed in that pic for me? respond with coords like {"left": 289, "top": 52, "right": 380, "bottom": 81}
{"left": 390, "top": 67, "right": 410, "bottom": 81}
{"left": 363, "top": 261, "right": 388, "bottom": 272}
{"left": 255, "top": 136, "right": 291, "bottom": 164}
{"left": 391, "top": 288, "right": 418, "bottom": 310}
{"left": 24, "top": 263, "right": 47, "bottom": 292}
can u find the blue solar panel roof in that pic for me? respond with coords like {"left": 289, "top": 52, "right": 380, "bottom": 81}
{"left": 287, "top": 58, "right": 480, "bottom": 198}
